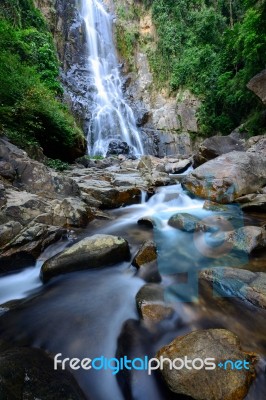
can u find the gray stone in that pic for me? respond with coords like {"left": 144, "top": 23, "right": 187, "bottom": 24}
{"left": 157, "top": 329, "right": 256, "bottom": 400}
{"left": 41, "top": 234, "right": 130, "bottom": 282}
{"left": 247, "top": 69, "right": 266, "bottom": 105}
{"left": 200, "top": 268, "right": 266, "bottom": 309}
{"left": 194, "top": 135, "right": 245, "bottom": 166}
{"left": 183, "top": 151, "right": 266, "bottom": 203}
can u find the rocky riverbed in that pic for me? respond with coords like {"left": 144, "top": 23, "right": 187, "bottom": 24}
{"left": 0, "top": 133, "right": 265, "bottom": 399}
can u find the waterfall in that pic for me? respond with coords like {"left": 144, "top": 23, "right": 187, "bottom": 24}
{"left": 81, "top": 0, "right": 144, "bottom": 157}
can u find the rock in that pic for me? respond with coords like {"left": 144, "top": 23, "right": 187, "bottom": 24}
{"left": 0, "top": 221, "right": 23, "bottom": 248}
{"left": 0, "top": 223, "right": 66, "bottom": 273}
{"left": 140, "top": 303, "right": 173, "bottom": 323}
{"left": 215, "top": 226, "right": 266, "bottom": 254}
{"left": 247, "top": 69, "right": 266, "bottom": 105}
{"left": 0, "top": 138, "right": 80, "bottom": 199}
{"left": 203, "top": 200, "right": 236, "bottom": 212}
{"left": 0, "top": 161, "right": 16, "bottom": 181}
{"left": 41, "top": 234, "right": 130, "bottom": 282}
{"left": 246, "top": 134, "right": 266, "bottom": 154}
{"left": 36, "top": 197, "right": 93, "bottom": 228}
{"left": 137, "top": 216, "right": 160, "bottom": 229}
{"left": 0, "top": 346, "right": 86, "bottom": 400}
{"left": 165, "top": 159, "right": 191, "bottom": 174}
{"left": 168, "top": 213, "right": 211, "bottom": 232}
{"left": 135, "top": 260, "right": 162, "bottom": 283}
{"left": 132, "top": 241, "right": 157, "bottom": 268}
{"left": 183, "top": 151, "right": 266, "bottom": 203}
{"left": 106, "top": 140, "right": 130, "bottom": 156}
{"left": 236, "top": 193, "right": 266, "bottom": 211}
{"left": 1, "top": 189, "right": 48, "bottom": 225}
{"left": 136, "top": 283, "right": 173, "bottom": 322}
{"left": 200, "top": 268, "right": 266, "bottom": 309}
{"left": 193, "top": 135, "right": 245, "bottom": 167}
{"left": 136, "top": 283, "right": 164, "bottom": 312}
{"left": 0, "top": 184, "right": 6, "bottom": 208}
{"left": 157, "top": 329, "right": 256, "bottom": 400}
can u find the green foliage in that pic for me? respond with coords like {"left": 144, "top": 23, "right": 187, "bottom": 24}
{"left": 46, "top": 158, "right": 70, "bottom": 171}
{"left": 0, "top": 0, "right": 84, "bottom": 160}
{"left": 148, "top": 0, "right": 266, "bottom": 135}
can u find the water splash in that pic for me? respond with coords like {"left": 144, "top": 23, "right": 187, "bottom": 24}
{"left": 82, "top": 0, "right": 144, "bottom": 156}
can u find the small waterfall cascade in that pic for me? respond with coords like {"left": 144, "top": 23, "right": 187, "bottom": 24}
{"left": 81, "top": 0, "right": 144, "bottom": 157}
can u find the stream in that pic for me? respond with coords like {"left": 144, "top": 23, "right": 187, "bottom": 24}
{"left": 0, "top": 181, "right": 265, "bottom": 399}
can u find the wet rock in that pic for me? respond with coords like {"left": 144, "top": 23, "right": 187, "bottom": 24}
{"left": 157, "top": 329, "right": 256, "bottom": 400}
{"left": 216, "top": 226, "right": 266, "bottom": 254}
{"left": 0, "top": 223, "right": 66, "bottom": 273}
{"left": 0, "top": 221, "right": 23, "bottom": 248}
{"left": 203, "top": 200, "right": 236, "bottom": 212}
{"left": 193, "top": 135, "right": 245, "bottom": 167}
{"left": 136, "top": 284, "right": 173, "bottom": 323}
{"left": 132, "top": 241, "right": 157, "bottom": 268}
{"left": 0, "top": 346, "right": 86, "bottom": 400}
{"left": 41, "top": 234, "right": 130, "bottom": 282}
{"left": 137, "top": 216, "right": 156, "bottom": 228}
{"left": 183, "top": 151, "right": 266, "bottom": 203}
{"left": 140, "top": 303, "right": 173, "bottom": 323}
{"left": 106, "top": 140, "right": 130, "bottom": 156}
{"left": 135, "top": 260, "right": 162, "bottom": 283}
{"left": 165, "top": 159, "right": 191, "bottom": 174}
{"left": 200, "top": 268, "right": 266, "bottom": 309}
{"left": 247, "top": 69, "right": 266, "bottom": 105}
{"left": 168, "top": 213, "right": 210, "bottom": 232}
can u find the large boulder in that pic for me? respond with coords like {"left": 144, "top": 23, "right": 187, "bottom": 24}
{"left": 0, "top": 138, "right": 79, "bottom": 199}
{"left": 0, "top": 222, "right": 66, "bottom": 273}
{"left": 247, "top": 69, "right": 266, "bottom": 105}
{"left": 157, "top": 329, "right": 256, "bottom": 400}
{"left": 183, "top": 151, "right": 266, "bottom": 203}
{"left": 200, "top": 268, "right": 266, "bottom": 309}
{"left": 41, "top": 234, "right": 130, "bottom": 282}
{"left": 0, "top": 346, "right": 86, "bottom": 400}
{"left": 194, "top": 135, "right": 245, "bottom": 166}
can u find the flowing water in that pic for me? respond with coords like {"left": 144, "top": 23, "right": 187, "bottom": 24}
{"left": 82, "top": 0, "right": 144, "bottom": 156}
{"left": 0, "top": 183, "right": 265, "bottom": 399}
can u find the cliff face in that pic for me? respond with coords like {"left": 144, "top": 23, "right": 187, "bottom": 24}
{"left": 114, "top": 0, "right": 200, "bottom": 156}
{"left": 34, "top": 0, "right": 90, "bottom": 129}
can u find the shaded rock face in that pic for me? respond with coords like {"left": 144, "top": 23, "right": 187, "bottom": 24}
{"left": 0, "top": 346, "right": 86, "bottom": 400}
{"left": 157, "top": 329, "right": 256, "bottom": 400}
{"left": 200, "top": 268, "right": 266, "bottom": 309}
{"left": 247, "top": 69, "right": 266, "bottom": 105}
{"left": 41, "top": 234, "right": 130, "bottom": 282}
{"left": 193, "top": 135, "right": 245, "bottom": 167}
{"left": 183, "top": 151, "right": 266, "bottom": 203}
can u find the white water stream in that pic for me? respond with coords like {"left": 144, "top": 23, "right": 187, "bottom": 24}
{"left": 82, "top": 0, "right": 144, "bottom": 156}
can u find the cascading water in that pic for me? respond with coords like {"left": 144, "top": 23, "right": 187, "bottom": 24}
{"left": 82, "top": 0, "right": 144, "bottom": 157}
